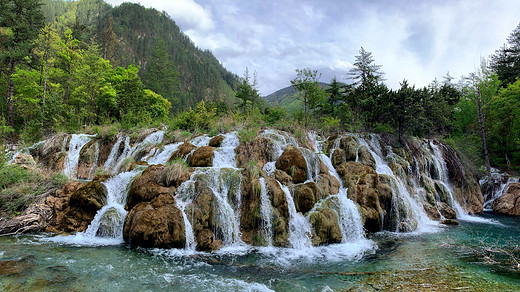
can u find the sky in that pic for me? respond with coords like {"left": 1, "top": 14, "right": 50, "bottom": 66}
{"left": 105, "top": 0, "right": 520, "bottom": 96}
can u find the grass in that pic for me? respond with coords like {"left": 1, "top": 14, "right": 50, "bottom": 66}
{"left": 0, "top": 164, "right": 69, "bottom": 218}
{"left": 165, "top": 159, "right": 190, "bottom": 187}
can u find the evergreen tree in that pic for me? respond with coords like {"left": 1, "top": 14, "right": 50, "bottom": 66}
{"left": 0, "top": 0, "right": 45, "bottom": 125}
{"left": 291, "top": 68, "right": 325, "bottom": 128}
{"left": 490, "top": 22, "right": 520, "bottom": 86}
{"left": 323, "top": 77, "right": 344, "bottom": 117}
{"left": 235, "top": 68, "right": 260, "bottom": 113}
{"left": 140, "top": 38, "right": 181, "bottom": 112}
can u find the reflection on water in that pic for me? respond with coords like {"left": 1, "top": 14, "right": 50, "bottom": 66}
{"left": 0, "top": 213, "right": 519, "bottom": 291}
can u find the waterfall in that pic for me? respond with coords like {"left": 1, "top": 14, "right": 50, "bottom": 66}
{"left": 316, "top": 148, "right": 365, "bottom": 241}
{"left": 278, "top": 181, "right": 313, "bottom": 249}
{"left": 357, "top": 134, "right": 434, "bottom": 232}
{"left": 104, "top": 131, "right": 165, "bottom": 173}
{"left": 213, "top": 132, "right": 239, "bottom": 168}
{"left": 429, "top": 142, "right": 466, "bottom": 216}
{"left": 87, "top": 142, "right": 100, "bottom": 180}
{"left": 63, "top": 134, "right": 95, "bottom": 179}
{"left": 145, "top": 142, "right": 182, "bottom": 165}
{"left": 259, "top": 178, "right": 273, "bottom": 246}
{"left": 176, "top": 199, "right": 196, "bottom": 251}
{"left": 483, "top": 177, "right": 519, "bottom": 210}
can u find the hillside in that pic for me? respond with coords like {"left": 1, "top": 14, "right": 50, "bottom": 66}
{"left": 41, "top": 0, "right": 239, "bottom": 111}
{"left": 263, "top": 82, "right": 329, "bottom": 113}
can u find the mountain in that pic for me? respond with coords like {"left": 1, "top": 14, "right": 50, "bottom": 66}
{"left": 41, "top": 0, "right": 239, "bottom": 111}
{"left": 263, "top": 82, "right": 329, "bottom": 113}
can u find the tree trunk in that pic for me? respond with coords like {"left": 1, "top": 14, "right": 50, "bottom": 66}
{"left": 477, "top": 86, "right": 491, "bottom": 172}
{"left": 7, "top": 61, "right": 16, "bottom": 126}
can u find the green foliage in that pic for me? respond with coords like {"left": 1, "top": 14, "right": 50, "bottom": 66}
{"left": 291, "top": 68, "right": 325, "bottom": 128}
{"left": 0, "top": 165, "right": 31, "bottom": 189}
{"left": 170, "top": 100, "right": 216, "bottom": 132}
{"left": 238, "top": 128, "right": 258, "bottom": 144}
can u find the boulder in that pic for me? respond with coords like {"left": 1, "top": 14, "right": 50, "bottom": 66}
{"left": 123, "top": 200, "right": 185, "bottom": 248}
{"left": 439, "top": 202, "right": 456, "bottom": 219}
{"left": 275, "top": 145, "right": 307, "bottom": 184}
{"left": 339, "top": 136, "right": 359, "bottom": 162}
{"left": 77, "top": 140, "right": 99, "bottom": 179}
{"left": 127, "top": 166, "right": 173, "bottom": 210}
{"left": 331, "top": 148, "right": 345, "bottom": 168}
{"left": 209, "top": 135, "right": 225, "bottom": 147}
{"left": 50, "top": 177, "right": 108, "bottom": 233}
{"left": 309, "top": 208, "right": 342, "bottom": 245}
{"left": 235, "top": 137, "right": 274, "bottom": 169}
{"left": 264, "top": 176, "right": 289, "bottom": 247}
{"left": 423, "top": 203, "right": 441, "bottom": 220}
{"left": 12, "top": 153, "right": 36, "bottom": 170}
{"left": 171, "top": 142, "right": 195, "bottom": 161}
{"left": 357, "top": 145, "right": 376, "bottom": 169}
{"left": 493, "top": 182, "right": 520, "bottom": 215}
{"left": 440, "top": 219, "right": 459, "bottom": 225}
{"left": 187, "top": 146, "right": 214, "bottom": 167}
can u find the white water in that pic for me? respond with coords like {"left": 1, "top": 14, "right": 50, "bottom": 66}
{"left": 87, "top": 141, "right": 100, "bottom": 180}
{"left": 46, "top": 167, "right": 144, "bottom": 245}
{"left": 277, "top": 181, "right": 313, "bottom": 249}
{"left": 145, "top": 142, "right": 182, "bottom": 165}
{"left": 104, "top": 131, "right": 165, "bottom": 173}
{"left": 429, "top": 142, "right": 496, "bottom": 223}
{"left": 357, "top": 135, "right": 436, "bottom": 233}
{"left": 63, "top": 134, "right": 95, "bottom": 179}
{"left": 483, "top": 177, "right": 519, "bottom": 210}
{"left": 176, "top": 199, "right": 196, "bottom": 251}
{"left": 213, "top": 132, "right": 239, "bottom": 168}
{"left": 259, "top": 178, "right": 273, "bottom": 246}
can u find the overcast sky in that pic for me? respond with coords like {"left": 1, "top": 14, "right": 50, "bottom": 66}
{"left": 106, "top": 0, "right": 520, "bottom": 95}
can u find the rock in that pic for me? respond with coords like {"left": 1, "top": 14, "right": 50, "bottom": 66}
{"left": 493, "top": 182, "right": 520, "bottom": 215}
{"left": 336, "top": 161, "right": 384, "bottom": 232}
{"left": 274, "top": 169, "right": 293, "bottom": 186}
{"left": 239, "top": 177, "right": 263, "bottom": 245}
{"left": 357, "top": 145, "right": 376, "bottom": 169}
{"left": 339, "top": 136, "right": 359, "bottom": 162}
{"left": 423, "top": 203, "right": 441, "bottom": 220}
{"left": 309, "top": 208, "right": 342, "bottom": 245}
{"left": 439, "top": 202, "right": 456, "bottom": 219}
{"left": 275, "top": 145, "right": 307, "bottom": 184}
{"left": 77, "top": 140, "right": 99, "bottom": 179}
{"left": 123, "top": 201, "right": 186, "bottom": 248}
{"left": 187, "top": 146, "right": 214, "bottom": 167}
{"left": 264, "top": 176, "right": 289, "bottom": 247}
{"left": 127, "top": 168, "right": 171, "bottom": 211}
{"left": 235, "top": 137, "right": 274, "bottom": 169}
{"left": 209, "top": 135, "right": 225, "bottom": 147}
{"left": 440, "top": 219, "right": 459, "bottom": 225}
{"left": 12, "top": 153, "right": 36, "bottom": 170}
{"left": 51, "top": 177, "right": 108, "bottom": 233}
{"left": 293, "top": 182, "right": 319, "bottom": 214}
{"left": 171, "top": 142, "right": 195, "bottom": 161}
{"left": 196, "top": 229, "right": 223, "bottom": 252}
{"left": 331, "top": 148, "right": 345, "bottom": 168}
{"left": 36, "top": 133, "right": 69, "bottom": 172}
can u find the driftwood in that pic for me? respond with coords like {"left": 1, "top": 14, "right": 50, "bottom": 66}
{"left": 0, "top": 191, "right": 54, "bottom": 236}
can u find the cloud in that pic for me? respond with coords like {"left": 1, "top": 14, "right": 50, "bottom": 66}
{"left": 106, "top": 0, "right": 520, "bottom": 95}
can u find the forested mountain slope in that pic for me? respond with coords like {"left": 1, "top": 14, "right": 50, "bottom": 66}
{"left": 41, "top": 0, "right": 239, "bottom": 111}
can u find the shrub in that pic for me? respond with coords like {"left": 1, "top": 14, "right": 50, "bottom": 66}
{"left": 165, "top": 159, "right": 189, "bottom": 186}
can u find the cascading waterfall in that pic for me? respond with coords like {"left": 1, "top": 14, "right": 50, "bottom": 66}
{"left": 174, "top": 132, "right": 243, "bottom": 248}
{"left": 259, "top": 178, "right": 273, "bottom": 246}
{"left": 87, "top": 141, "right": 100, "bottom": 180}
{"left": 84, "top": 168, "right": 144, "bottom": 239}
{"left": 278, "top": 181, "right": 313, "bottom": 249}
{"left": 145, "top": 142, "right": 182, "bottom": 165}
{"left": 429, "top": 142, "right": 466, "bottom": 217}
{"left": 104, "top": 131, "right": 165, "bottom": 174}
{"left": 483, "top": 177, "right": 519, "bottom": 210}
{"left": 316, "top": 139, "right": 365, "bottom": 242}
{"left": 63, "top": 134, "right": 95, "bottom": 179}
{"left": 357, "top": 134, "right": 434, "bottom": 232}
